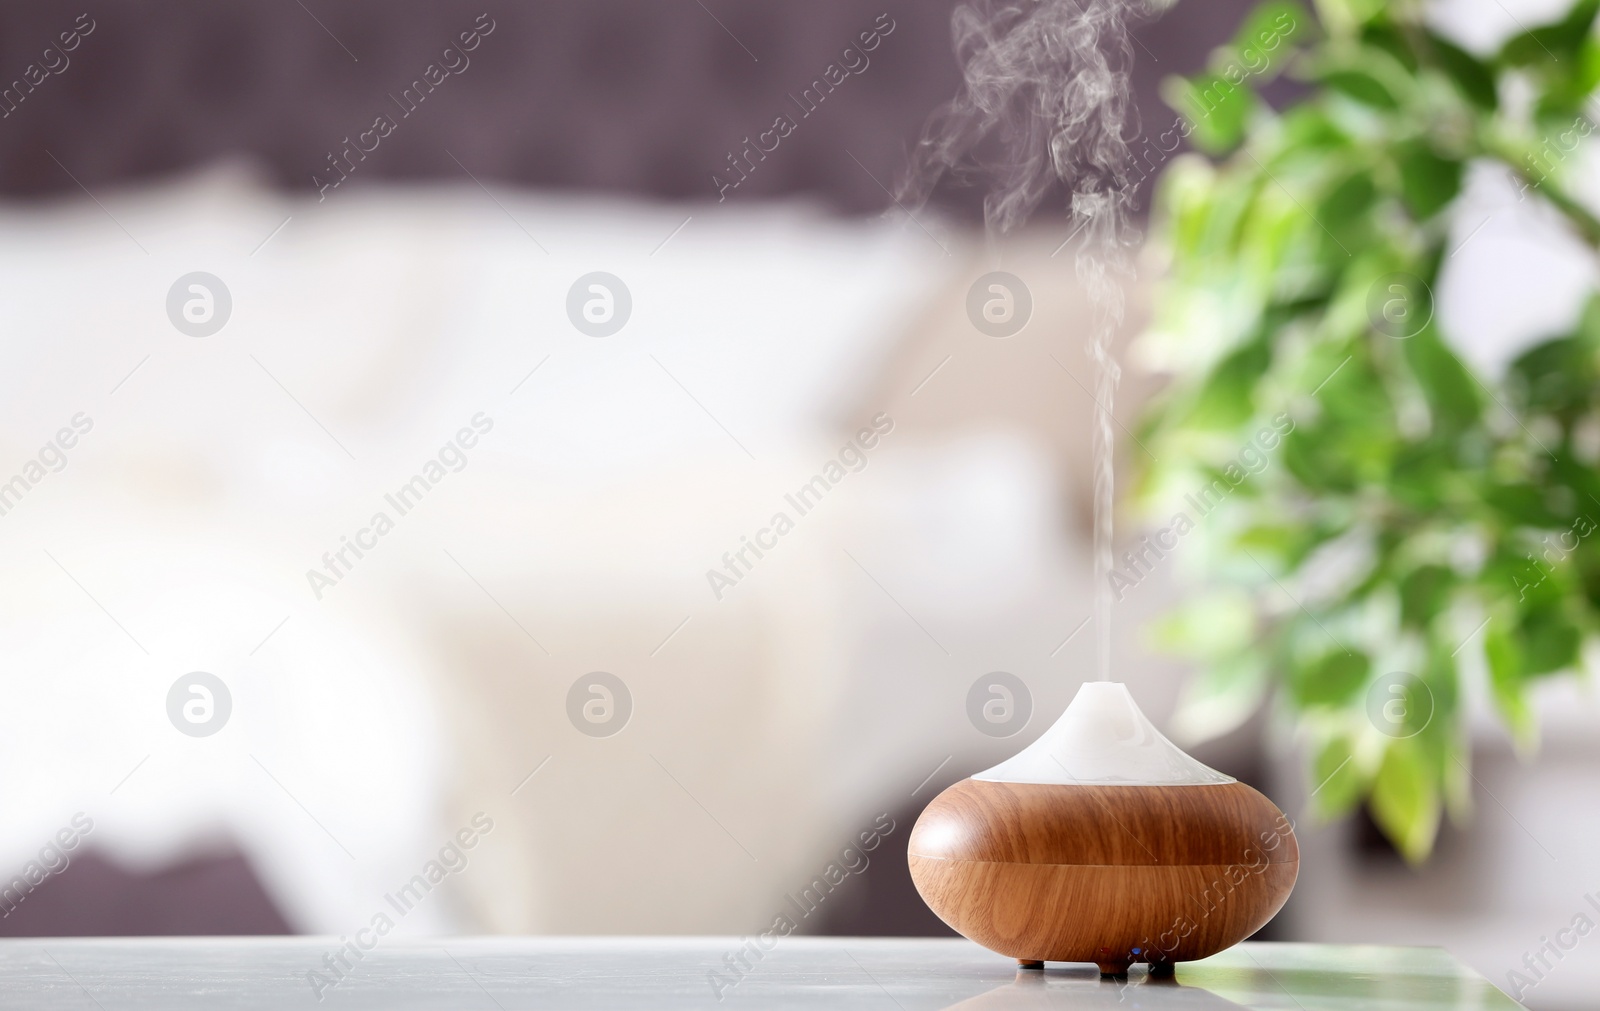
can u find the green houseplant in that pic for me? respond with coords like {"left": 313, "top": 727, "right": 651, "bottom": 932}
{"left": 1137, "top": 0, "right": 1600, "bottom": 860}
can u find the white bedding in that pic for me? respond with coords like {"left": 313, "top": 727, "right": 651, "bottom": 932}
{"left": 0, "top": 166, "right": 1080, "bottom": 933}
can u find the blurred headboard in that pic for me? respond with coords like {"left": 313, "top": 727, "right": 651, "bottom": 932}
{"left": 0, "top": 1, "right": 1252, "bottom": 215}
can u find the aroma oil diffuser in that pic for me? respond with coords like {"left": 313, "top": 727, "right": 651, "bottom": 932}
{"left": 909, "top": 682, "right": 1297, "bottom": 975}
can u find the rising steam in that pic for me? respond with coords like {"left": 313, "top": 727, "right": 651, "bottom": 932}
{"left": 899, "top": 0, "right": 1148, "bottom": 681}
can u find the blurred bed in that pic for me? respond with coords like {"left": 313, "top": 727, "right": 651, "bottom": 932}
{"left": 0, "top": 167, "right": 1107, "bottom": 935}
{"left": 0, "top": 0, "right": 1261, "bottom": 938}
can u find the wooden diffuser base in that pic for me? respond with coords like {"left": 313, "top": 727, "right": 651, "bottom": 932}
{"left": 909, "top": 778, "right": 1298, "bottom": 974}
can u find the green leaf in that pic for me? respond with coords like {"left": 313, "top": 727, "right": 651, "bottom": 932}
{"left": 1519, "top": 604, "right": 1582, "bottom": 675}
{"left": 1164, "top": 73, "right": 1258, "bottom": 154}
{"left": 1314, "top": 0, "right": 1386, "bottom": 37}
{"left": 1309, "top": 734, "right": 1363, "bottom": 818}
{"left": 1361, "top": 22, "right": 1418, "bottom": 74}
{"left": 1575, "top": 533, "right": 1600, "bottom": 612}
{"left": 1427, "top": 33, "right": 1497, "bottom": 110}
{"left": 1315, "top": 170, "right": 1378, "bottom": 253}
{"left": 1575, "top": 293, "right": 1600, "bottom": 351}
{"left": 1186, "top": 336, "right": 1271, "bottom": 429}
{"left": 1277, "top": 102, "right": 1358, "bottom": 154}
{"left": 1425, "top": 637, "right": 1462, "bottom": 716}
{"left": 1370, "top": 738, "right": 1442, "bottom": 863}
{"left": 1508, "top": 309, "right": 1600, "bottom": 420}
{"left": 1578, "top": 36, "right": 1600, "bottom": 99}
{"left": 1485, "top": 620, "right": 1536, "bottom": 746}
{"left": 1500, "top": 0, "right": 1600, "bottom": 67}
{"left": 1395, "top": 141, "right": 1463, "bottom": 220}
{"left": 1498, "top": 547, "right": 1564, "bottom": 611}
{"left": 1443, "top": 743, "right": 1473, "bottom": 824}
{"left": 1387, "top": 446, "right": 1448, "bottom": 511}
{"left": 1321, "top": 170, "right": 1378, "bottom": 217}
{"left": 1485, "top": 483, "right": 1564, "bottom": 528}
{"left": 1534, "top": 33, "right": 1600, "bottom": 113}
{"left": 1321, "top": 67, "right": 1400, "bottom": 109}
{"left": 1283, "top": 344, "right": 1398, "bottom": 490}
{"left": 1400, "top": 324, "right": 1480, "bottom": 436}
{"left": 1243, "top": 514, "right": 1353, "bottom": 570}
{"left": 1399, "top": 564, "right": 1453, "bottom": 629}
{"left": 1229, "top": 1, "right": 1313, "bottom": 80}
{"left": 1291, "top": 649, "right": 1370, "bottom": 707}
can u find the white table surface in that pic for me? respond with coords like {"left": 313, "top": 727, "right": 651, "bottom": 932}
{"left": 0, "top": 937, "right": 1520, "bottom": 1009}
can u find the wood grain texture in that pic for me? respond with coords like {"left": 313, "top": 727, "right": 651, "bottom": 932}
{"left": 909, "top": 780, "right": 1297, "bottom": 973}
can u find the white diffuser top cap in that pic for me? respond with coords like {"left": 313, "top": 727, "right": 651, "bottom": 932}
{"left": 974, "top": 681, "right": 1235, "bottom": 786}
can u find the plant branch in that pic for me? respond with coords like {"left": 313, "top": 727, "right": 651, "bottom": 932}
{"left": 1487, "top": 138, "right": 1600, "bottom": 249}
{"left": 1518, "top": 168, "right": 1600, "bottom": 248}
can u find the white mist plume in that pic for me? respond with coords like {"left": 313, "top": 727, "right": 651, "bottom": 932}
{"left": 899, "top": 0, "right": 1146, "bottom": 233}
{"left": 899, "top": 0, "right": 1148, "bottom": 680}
